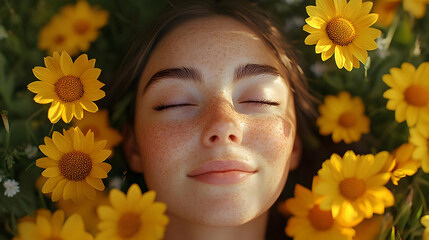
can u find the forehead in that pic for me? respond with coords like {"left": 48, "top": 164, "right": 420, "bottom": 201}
{"left": 141, "top": 16, "right": 278, "bottom": 81}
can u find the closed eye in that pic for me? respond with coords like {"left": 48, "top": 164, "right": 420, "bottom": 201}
{"left": 241, "top": 100, "right": 280, "bottom": 106}
{"left": 153, "top": 103, "right": 196, "bottom": 111}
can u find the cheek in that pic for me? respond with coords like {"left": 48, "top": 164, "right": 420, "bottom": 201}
{"left": 244, "top": 117, "right": 294, "bottom": 164}
{"left": 135, "top": 120, "right": 197, "bottom": 182}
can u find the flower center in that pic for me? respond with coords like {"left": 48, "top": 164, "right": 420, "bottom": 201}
{"left": 326, "top": 17, "right": 356, "bottom": 46}
{"left": 47, "top": 238, "right": 63, "bottom": 240}
{"left": 339, "top": 177, "right": 366, "bottom": 200}
{"left": 59, "top": 151, "right": 92, "bottom": 181}
{"left": 55, "top": 76, "right": 84, "bottom": 103}
{"left": 338, "top": 112, "right": 356, "bottom": 128}
{"left": 54, "top": 35, "right": 65, "bottom": 45}
{"left": 404, "top": 85, "right": 429, "bottom": 107}
{"left": 74, "top": 20, "right": 90, "bottom": 35}
{"left": 117, "top": 212, "right": 141, "bottom": 238}
{"left": 308, "top": 204, "right": 334, "bottom": 231}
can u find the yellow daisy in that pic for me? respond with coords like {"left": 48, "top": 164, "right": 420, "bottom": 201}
{"left": 96, "top": 184, "right": 169, "bottom": 240}
{"left": 58, "top": 0, "right": 109, "bottom": 53}
{"left": 57, "top": 191, "right": 110, "bottom": 235}
{"left": 373, "top": 0, "right": 401, "bottom": 27}
{"left": 390, "top": 143, "right": 421, "bottom": 185}
{"left": 352, "top": 215, "right": 384, "bottom": 240}
{"left": 38, "top": 16, "right": 79, "bottom": 56}
{"left": 28, "top": 51, "right": 105, "bottom": 123}
{"left": 303, "top": 0, "right": 381, "bottom": 71}
{"left": 421, "top": 215, "right": 429, "bottom": 240}
{"left": 317, "top": 91, "right": 370, "bottom": 144}
{"left": 409, "top": 119, "right": 429, "bottom": 172}
{"left": 73, "top": 109, "right": 122, "bottom": 154}
{"left": 285, "top": 184, "right": 355, "bottom": 240}
{"left": 314, "top": 151, "right": 394, "bottom": 226}
{"left": 403, "top": 0, "right": 429, "bottom": 18}
{"left": 14, "top": 209, "right": 93, "bottom": 240}
{"left": 383, "top": 62, "right": 429, "bottom": 127}
{"left": 36, "top": 127, "right": 112, "bottom": 202}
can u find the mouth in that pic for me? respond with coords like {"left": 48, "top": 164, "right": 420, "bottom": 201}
{"left": 187, "top": 160, "right": 257, "bottom": 185}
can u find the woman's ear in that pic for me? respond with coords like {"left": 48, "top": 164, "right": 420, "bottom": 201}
{"left": 122, "top": 123, "right": 143, "bottom": 173}
{"left": 289, "top": 134, "right": 302, "bottom": 170}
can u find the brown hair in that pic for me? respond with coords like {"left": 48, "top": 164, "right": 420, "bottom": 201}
{"left": 107, "top": 0, "right": 315, "bottom": 130}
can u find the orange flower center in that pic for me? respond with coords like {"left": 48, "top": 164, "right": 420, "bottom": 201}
{"left": 47, "top": 238, "right": 63, "bottom": 240}
{"left": 55, "top": 76, "right": 84, "bottom": 102}
{"left": 326, "top": 17, "right": 356, "bottom": 46}
{"left": 338, "top": 112, "right": 356, "bottom": 128}
{"left": 308, "top": 204, "right": 334, "bottom": 231}
{"left": 54, "top": 35, "right": 65, "bottom": 45}
{"left": 339, "top": 177, "right": 366, "bottom": 200}
{"left": 404, "top": 85, "right": 429, "bottom": 107}
{"left": 59, "top": 151, "right": 92, "bottom": 181}
{"left": 384, "top": 1, "right": 400, "bottom": 11}
{"left": 74, "top": 19, "right": 90, "bottom": 35}
{"left": 117, "top": 212, "right": 141, "bottom": 238}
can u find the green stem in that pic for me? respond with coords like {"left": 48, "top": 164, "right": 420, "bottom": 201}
{"left": 48, "top": 123, "right": 55, "bottom": 136}
{"left": 384, "top": 12, "right": 401, "bottom": 51}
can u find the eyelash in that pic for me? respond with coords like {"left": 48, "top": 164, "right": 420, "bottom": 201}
{"left": 153, "top": 99, "right": 279, "bottom": 111}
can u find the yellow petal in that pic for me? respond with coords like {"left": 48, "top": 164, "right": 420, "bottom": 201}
{"left": 80, "top": 100, "right": 98, "bottom": 112}
{"left": 52, "top": 179, "right": 68, "bottom": 202}
{"left": 42, "top": 167, "right": 61, "bottom": 178}
{"left": 60, "top": 51, "right": 74, "bottom": 76}
{"left": 48, "top": 101, "right": 64, "bottom": 124}
{"left": 52, "top": 131, "right": 73, "bottom": 153}
{"left": 86, "top": 176, "right": 105, "bottom": 191}
{"left": 72, "top": 54, "right": 90, "bottom": 77}
{"left": 36, "top": 157, "right": 59, "bottom": 168}
{"left": 109, "top": 188, "right": 127, "bottom": 212}
{"left": 42, "top": 175, "right": 64, "bottom": 193}
{"left": 32, "top": 67, "right": 58, "bottom": 84}
{"left": 90, "top": 165, "right": 108, "bottom": 178}
{"left": 80, "top": 68, "right": 101, "bottom": 83}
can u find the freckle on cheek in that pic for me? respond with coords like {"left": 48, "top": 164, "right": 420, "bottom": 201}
{"left": 283, "top": 120, "right": 292, "bottom": 137}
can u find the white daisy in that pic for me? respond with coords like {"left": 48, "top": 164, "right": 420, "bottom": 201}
{"left": 3, "top": 179, "right": 20, "bottom": 197}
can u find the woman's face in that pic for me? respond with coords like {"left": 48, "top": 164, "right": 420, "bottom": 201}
{"left": 133, "top": 16, "right": 297, "bottom": 226}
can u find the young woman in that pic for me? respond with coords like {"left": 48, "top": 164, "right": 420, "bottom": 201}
{"left": 108, "top": 1, "right": 314, "bottom": 239}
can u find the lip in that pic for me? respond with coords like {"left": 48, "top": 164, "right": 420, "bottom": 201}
{"left": 187, "top": 160, "right": 257, "bottom": 185}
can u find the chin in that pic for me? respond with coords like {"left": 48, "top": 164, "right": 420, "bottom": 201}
{"left": 183, "top": 205, "right": 262, "bottom": 227}
{"left": 169, "top": 191, "right": 272, "bottom": 227}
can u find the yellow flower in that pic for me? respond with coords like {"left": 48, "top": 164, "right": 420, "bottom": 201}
{"left": 36, "top": 127, "right": 111, "bottom": 202}
{"left": 421, "top": 215, "right": 429, "bottom": 240}
{"left": 383, "top": 62, "right": 429, "bottom": 127}
{"left": 403, "top": 0, "right": 429, "bottom": 18}
{"left": 314, "top": 151, "right": 394, "bottom": 226}
{"left": 317, "top": 91, "right": 370, "bottom": 144}
{"left": 57, "top": 191, "right": 110, "bottom": 235}
{"left": 390, "top": 143, "right": 420, "bottom": 185}
{"left": 14, "top": 209, "right": 93, "bottom": 240}
{"left": 373, "top": 0, "right": 401, "bottom": 27}
{"left": 28, "top": 51, "right": 105, "bottom": 123}
{"left": 409, "top": 118, "right": 429, "bottom": 172}
{"left": 353, "top": 215, "right": 384, "bottom": 240}
{"left": 58, "top": 0, "right": 109, "bottom": 53}
{"left": 303, "top": 0, "right": 381, "bottom": 71}
{"left": 38, "top": 16, "right": 79, "bottom": 56}
{"left": 73, "top": 109, "right": 122, "bottom": 154}
{"left": 285, "top": 184, "right": 355, "bottom": 240}
{"left": 96, "top": 184, "right": 169, "bottom": 240}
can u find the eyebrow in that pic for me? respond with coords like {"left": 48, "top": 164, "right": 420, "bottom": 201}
{"left": 143, "top": 64, "right": 280, "bottom": 94}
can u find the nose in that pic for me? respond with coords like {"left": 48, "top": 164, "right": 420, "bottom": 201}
{"left": 201, "top": 101, "right": 243, "bottom": 147}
